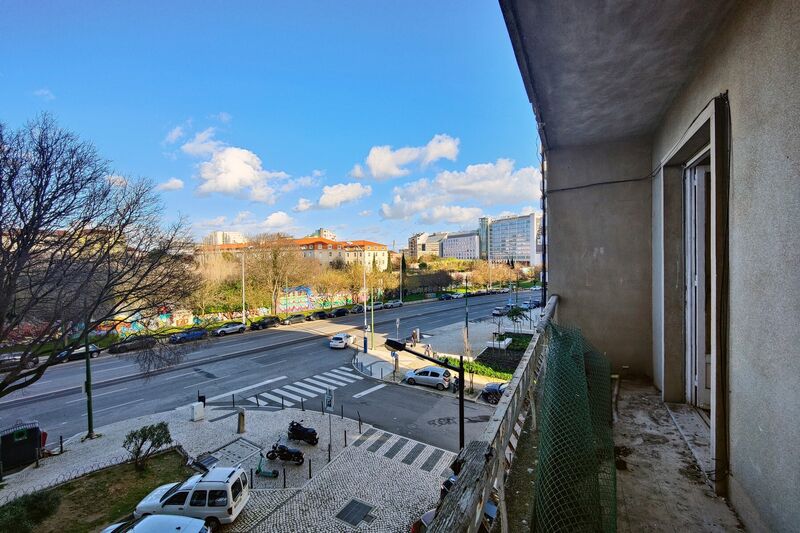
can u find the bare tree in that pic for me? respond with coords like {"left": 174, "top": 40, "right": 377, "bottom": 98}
{"left": 244, "top": 233, "right": 303, "bottom": 314}
{"left": 0, "top": 115, "right": 196, "bottom": 398}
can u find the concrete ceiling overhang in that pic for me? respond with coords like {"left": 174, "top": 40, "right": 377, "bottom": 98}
{"left": 499, "top": 0, "right": 736, "bottom": 149}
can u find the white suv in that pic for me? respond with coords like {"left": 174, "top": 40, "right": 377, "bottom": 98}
{"left": 134, "top": 466, "right": 250, "bottom": 528}
{"left": 329, "top": 333, "right": 353, "bottom": 349}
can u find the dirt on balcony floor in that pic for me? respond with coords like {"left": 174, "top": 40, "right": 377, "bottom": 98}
{"left": 615, "top": 379, "right": 744, "bottom": 532}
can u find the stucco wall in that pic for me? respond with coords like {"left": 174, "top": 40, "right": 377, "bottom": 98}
{"left": 547, "top": 138, "right": 652, "bottom": 376}
{"left": 652, "top": 0, "right": 800, "bottom": 530}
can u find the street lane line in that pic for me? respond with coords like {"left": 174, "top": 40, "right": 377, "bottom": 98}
{"left": 183, "top": 376, "right": 224, "bottom": 389}
{"left": 162, "top": 371, "right": 196, "bottom": 381}
{"left": 329, "top": 368, "right": 362, "bottom": 380}
{"left": 322, "top": 371, "right": 355, "bottom": 383}
{"left": 258, "top": 392, "right": 294, "bottom": 407}
{"left": 303, "top": 377, "right": 337, "bottom": 390}
{"left": 84, "top": 398, "right": 144, "bottom": 415}
{"left": 206, "top": 376, "right": 287, "bottom": 401}
{"left": 312, "top": 374, "right": 347, "bottom": 387}
{"left": 270, "top": 387, "right": 304, "bottom": 402}
{"left": 282, "top": 384, "right": 318, "bottom": 398}
{"left": 66, "top": 387, "right": 127, "bottom": 404}
{"left": 290, "top": 381, "right": 327, "bottom": 394}
{"left": 352, "top": 384, "right": 386, "bottom": 398}
{"left": 93, "top": 364, "right": 137, "bottom": 374}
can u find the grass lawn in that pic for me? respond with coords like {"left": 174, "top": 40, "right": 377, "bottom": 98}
{"left": 2, "top": 450, "right": 195, "bottom": 533}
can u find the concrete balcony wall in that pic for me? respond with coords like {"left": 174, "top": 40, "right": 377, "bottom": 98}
{"left": 651, "top": 1, "right": 800, "bottom": 530}
{"left": 547, "top": 138, "right": 653, "bottom": 376}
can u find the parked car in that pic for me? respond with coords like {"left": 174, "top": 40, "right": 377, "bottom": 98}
{"left": 169, "top": 328, "right": 208, "bottom": 344}
{"left": 480, "top": 382, "right": 509, "bottom": 405}
{"left": 367, "top": 302, "right": 384, "bottom": 311}
{"left": 404, "top": 366, "right": 451, "bottom": 390}
{"left": 250, "top": 316, "right": 280, "bottom": 330}
{"left": 331, "top": 308, "right": 349, "bottom": 317}
{"left": 384, "top": 300, "right": 403, "bottom": 308}
{"left": 102, "top": 514, "right": 211, "bottom": 533}
{"left": 0, "top": 352, "right": 39, "bottom": 371}
{"left": 438, "top": 294, "right": 453, "bottom": 300}
{"left": 350, "top": 304, "right": 365, "bottom": 314}
{"left": 133, "top": 466, "right": 250, "bottom": 528}
{"left": 492, "top": 306, "right": 507, "bottom": 317}
{"left": 108, "top": 335, "right": 157, "bottom": 354}
{"left": 211, "top": 322, "right": 245, "bottom": 337}
{"left": 306, "top": 311, "right": 330, "bottom": 321}
{"left": 329, "top": 333, "right": 353, "bottom": 349}
{"left": 451, "top": 293, "right": 464, "bottom": 299}
{"left": 281, "top": 314, "right": 306, "bottom": 325}
{"left": 55, "top": 343, "right": 101, "bottom": 362}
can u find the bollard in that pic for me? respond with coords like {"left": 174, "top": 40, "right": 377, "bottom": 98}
{"left": 35, "top": 447, "right": 40, "bottom": 468}
{"left": 60, "top": 435, "right": 63, "bottom": 454}
{"left": 283, "top": 468, "right": 286, "bottom": 489}
{"left": 281, "top": 395, "right": 284, "bottom": 410}
{"left": 321, "top": 399, "right": 324, "bottom": 412}
{"left": 250, "top": 468, "right": 254, "bottom": 486}
{"left": 0, "top": 460, "right": 3, "bottom": 482}
{"left": 340, "top": 404, "right": 343, "bottom": 420}
{"left": 328, "top": 442, "right": 331, "bottom": 463}
{"left": 232, "top": 394, "right": 235, "bottom": 408}
{"left": 380, "top": 367, "right": 383, "bottom": 380}
{"left": 237, "top": 408, "right": 245, "bottom": 434}
{"left": 308, "top": 458, "right": 311, "bottom": 479}
{"left": 357, "top": 410, "right": 362, "bottom": 433}
{"left": 344, "top": 429, "right": 347, "bottom": 447}
{"left": 255, "top": 395, "right": 260, "bottom": 407}
{"left": 301, "top": 397, "right": 304, "bottom": 411}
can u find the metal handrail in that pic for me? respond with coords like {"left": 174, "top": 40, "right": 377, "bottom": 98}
{"left": 428, "top": 294, "right": 558, "bottom": 533}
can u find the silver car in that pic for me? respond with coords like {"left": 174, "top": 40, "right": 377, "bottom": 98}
{"left": 102, "top": 514, "right": 211, "bottom": 533}
{"left": 384, "top": 300, "right": 403, "bottom": 308}
{"left": 404, "top": 366, "right": 451, "bottom": 391}
{"left": 211, "top": 322, "right": 246, "bottom": 336}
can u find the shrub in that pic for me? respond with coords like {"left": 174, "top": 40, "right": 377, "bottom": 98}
{"left": 0, "top": 490, "right": 61, "bottom": 532}
{"left": 123, "top": 422, "right": 172, "bottom": 470}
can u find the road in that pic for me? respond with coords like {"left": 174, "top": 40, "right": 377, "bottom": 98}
{"left": 0, "top": 293, "right": 516, "bottom": 452}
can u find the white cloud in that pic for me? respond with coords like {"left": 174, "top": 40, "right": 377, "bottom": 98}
{"left": 419, "top": 205, "right": 483, "bottom": 224}
{"left": 181, "top": 128, "right": 224, "bottom": 157}
{"left": 106, "top": 174, "right": 128, "bottom": 187}
{"left": 234, "top": 211, "right": 253, "bottom": 223}
{"left": 196, "top": 215, "right": 227, "bottom": 229}
{"left": 163, "top": 126, "right": 185, "bottom": 144}
{"left": 356, "top": 134, "right": 460, "bottom": 180}
{"left": 435, "top": 158, "right": 542, "bottom": 205}
{"left": 261, "top": 211, "right": 293, "bottom": 230}
{"left": 318, "top": 182, "right": 372, "bottom": 209}
{"left": 280, "top": 175, "right": 319, "bottom": 193}
{"left": 33, "top": 88, "right": 55, "bottom": 101}
{"left": 156, "top": 177, "right": 184, "bottom": 191}
{"left": 212, "top": 112, "right": 232, "bottom": 123}
{"left": 359, "top": 210, "right": 372, "bottom": 217}
{"left": 294, "top": 198, "right": 313, "bottom": 212}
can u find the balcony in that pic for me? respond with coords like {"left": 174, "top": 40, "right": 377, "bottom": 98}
{"left": 429, "top": 295, "right": 741, "bottom": 532}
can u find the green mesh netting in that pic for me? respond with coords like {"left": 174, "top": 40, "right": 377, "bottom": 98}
{"left": 532, "top": 323, "right": 616, "bottom": 533}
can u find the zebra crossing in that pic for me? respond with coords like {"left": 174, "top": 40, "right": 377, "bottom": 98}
{"left": 246, "top": 366, "right": 364, "bottom": 408}
{"left": 351, "top": 428, "right": 456, "bottom": 476}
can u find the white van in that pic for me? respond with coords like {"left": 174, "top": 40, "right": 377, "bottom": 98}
{"left": 133, "top": 466, "right": 250, "bottom": 528}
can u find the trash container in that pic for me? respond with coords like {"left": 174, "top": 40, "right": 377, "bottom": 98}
{"left": 0, "top": 420, "right": 42, "bottom": 470}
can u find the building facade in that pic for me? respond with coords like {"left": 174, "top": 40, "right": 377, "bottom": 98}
{"left": 440, "top": 231, "right": 480, "bottom": 260}
{"left": 500, "top": 1, "right": 800, "bottom": 530}
{"left": 308, "top": 227, "right": 337, "bottom": 241}
{"left": 202, "top": 231, "right": 247, "bottom": 246}
{"left": 487, "top": 213, "right": 541, "bottom": 266}
{"left": 295, "top": 237, "right": 388, "bottom": 272}
{"left": 407, "top": 232, "right": 448, "bottom": 260}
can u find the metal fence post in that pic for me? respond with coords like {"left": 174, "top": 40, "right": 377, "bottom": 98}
{"left": 301, "top": 397, "right": 304, "bottom": 411}
{"left": 283, "top": 468, "right": 286, "bottom": 489}
{"left": 344, "top": 430, "right": 347, "bottom": 447}
{"left": 340, "top": 404, "right": 343, "bottom": 420}
{"left": 231, "top": 394, "right": 235, "bottom": 408}
{"left": 308, "top": 458, "right": 311, "bottom": 479}
{"left": 357, "top": 410, "right": 362, "bottom": 433}
{"left": 281, "top": 395, "right": 284, "bottom": 410}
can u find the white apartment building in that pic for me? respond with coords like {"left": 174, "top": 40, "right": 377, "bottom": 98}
{"left": 202, "top": 231, "right": 247, "bottom": 246}
{"left": 308, "top": 227, "right": 337, "bottom": 241}
{"left": 296, "top": 237, "right": 388, "bottom": 272}
{"left": 441, "top": 231, "right": 480, "bottom": 260}
{"left": 487, "top": 213, "right": 542, "bottom": 266}
{"left": 407, "top": 232, "right": 448, "bottom": 260}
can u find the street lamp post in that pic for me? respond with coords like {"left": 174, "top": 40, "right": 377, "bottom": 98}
{"left": 347, "top": 242, "right": 369, "bottom": 353}
{"left": 241, "top": 251, "right": 246, "bottom": 325}
{"left": 464, "top": 274, "right": 469, "bottom": 340}
{"left": 385, "top": 338, "right": 465, "bottom": 450}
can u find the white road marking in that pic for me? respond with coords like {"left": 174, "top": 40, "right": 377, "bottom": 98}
{"left": 337, "top": 366, "right": 355, "bottom": 372}
{"left": 162, "top": 371, "right": 196, "bottom": 381}
{"left": 183, "top": 376, "right": 225, "bottom": 389}
{"left": 67, "top": 387, "right": 128, "bottom": 404}
{"left": 329, "top": 368, "right": 362, "bottom": 380}
{"left": 312, "top": 374, "right": 348, "bottom": 387}
{"left": 322, "top": 371, "right": 355, "bottom": 383}
{"left": 93, "top": 364, "right": 136, "bottom": 374}
{"left": 257, "top": 392, "right": 294, "bottom": 407}
{"left": 206, "top": 376, "right": 287, "bottom": 401}
{"left": 290, "top": 381, "right": 327, "bottom": 394}
{"left": 303, "top": 377, "right": 337, "bottom": 390}
{"left": 352, "top": 384, "right": 386, "bottom": 399}
{"left": 270, "top": 387, "right": 304, "bottom": 402}
{"left": 84, "top": 398, "right": 144, "bottom": 415}
{"left": 281, "top": 384, "right": 318, "bottom": 398}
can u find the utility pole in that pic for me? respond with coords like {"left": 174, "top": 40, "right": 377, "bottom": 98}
{"left": 83, "top": 306, "right": 96, "bottom": 439}
{"left": 241, "top": 250, "right": 246, "bottom": 325}
{"left": 348, "top": 242, "right": 369, "bottom": 353}
{"left": 399, "top": 252, "right": 404, "bottom": 304}
{"left": 487, "top": 223, "right": 492, "bottom": 292}
{"left": 464, "top": 274, "right": 469, "bottom": 340}
{"left": 370, "top": 288, "right": 375, "bottom": 349}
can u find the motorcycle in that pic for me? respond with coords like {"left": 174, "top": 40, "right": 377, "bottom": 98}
{"left": 288, "top": 420, "right": 319, "bottom": 445}
{"left": 265, "top": 440, "right": 305, "bottom": 465}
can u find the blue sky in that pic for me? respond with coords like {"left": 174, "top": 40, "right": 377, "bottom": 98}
{"left": 1, "top": 1, "right": 541, "bottom": 248}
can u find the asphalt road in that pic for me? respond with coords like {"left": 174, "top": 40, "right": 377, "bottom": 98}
{"left": 0, "top": 293, "right": 519, "bottom": 452}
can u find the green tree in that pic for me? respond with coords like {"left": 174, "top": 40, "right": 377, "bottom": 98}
{"left": 123, "top": 422, "right": 172, "bottom": 470}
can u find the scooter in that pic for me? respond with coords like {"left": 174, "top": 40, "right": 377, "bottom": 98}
{"left": 255, "top": 452, "right": 279, "bottom": 478}
{"left": 288, "top": 420, "right": 319, "bottom": 445}
{"left": 265, "top": 440, "right": 305, "bottom": 465}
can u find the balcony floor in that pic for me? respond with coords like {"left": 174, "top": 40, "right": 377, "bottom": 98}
{"left": 615, "top": 379, "right": 743, "bottom": 532}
